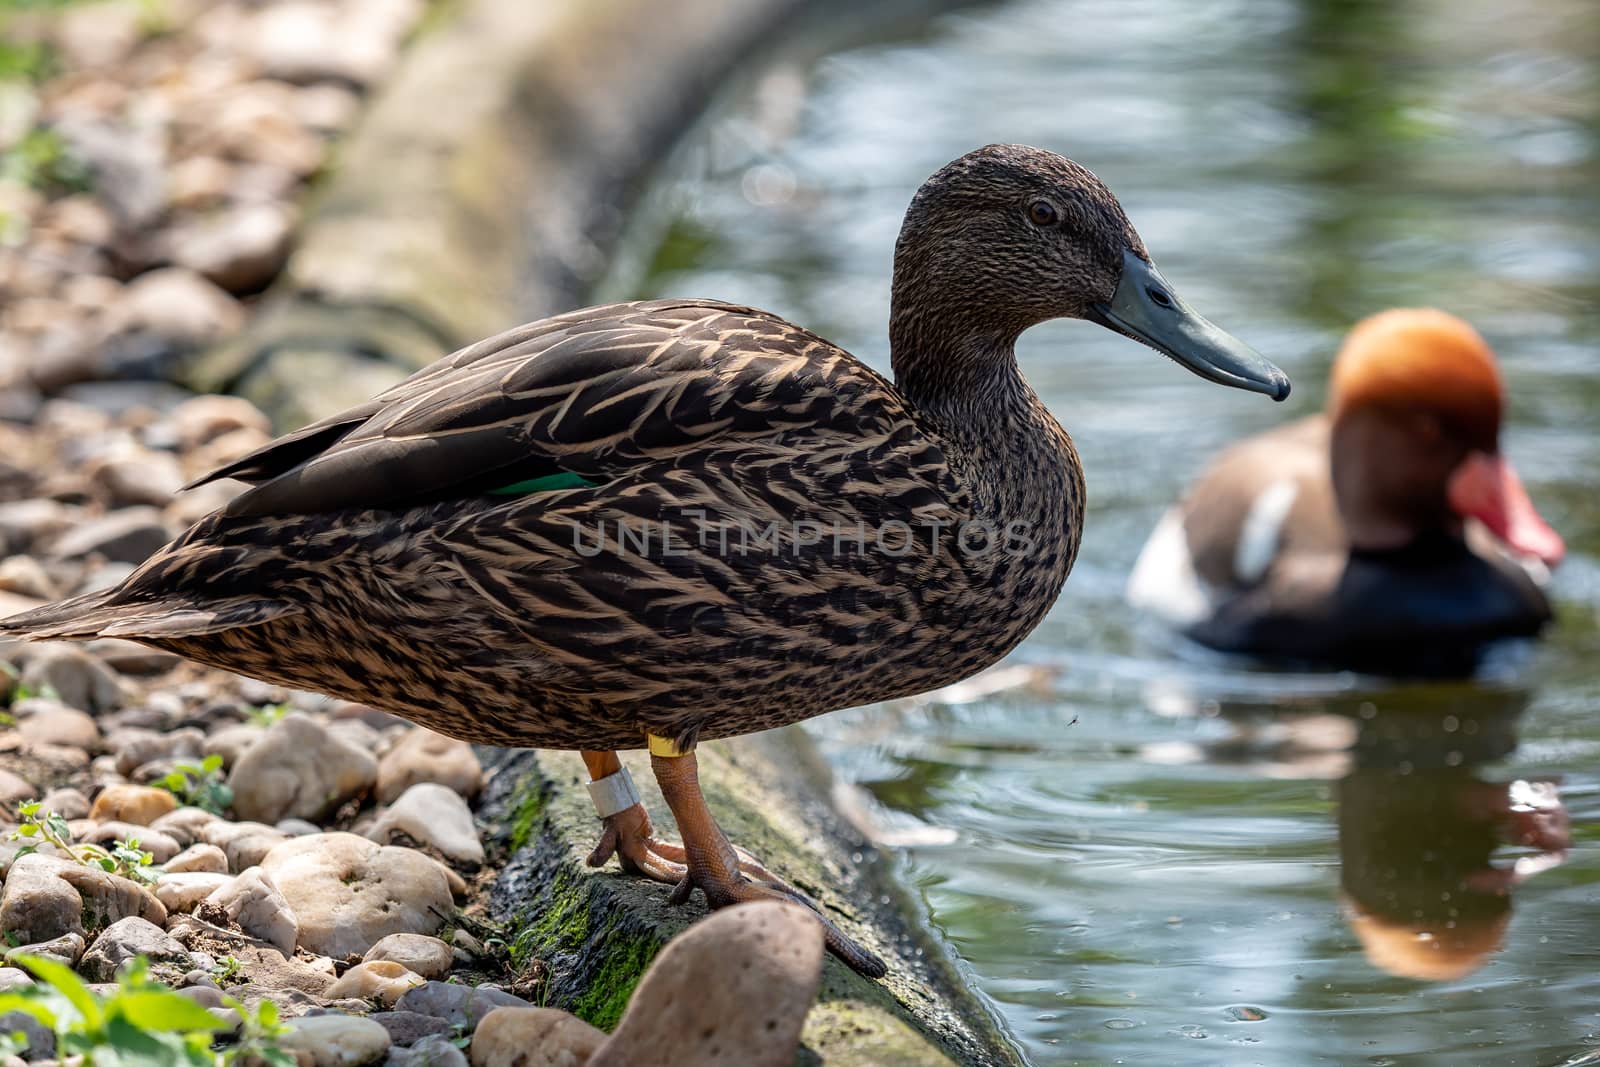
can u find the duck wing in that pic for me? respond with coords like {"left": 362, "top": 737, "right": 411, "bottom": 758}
{"left": 198, "top": 299, "right": 906, "bottom": 518}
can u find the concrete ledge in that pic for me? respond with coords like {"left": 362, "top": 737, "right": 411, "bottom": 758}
{"left": 481, "top": 729, "right": 1020, "bottom": 1066}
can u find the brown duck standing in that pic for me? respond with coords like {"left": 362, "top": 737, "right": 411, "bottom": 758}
{"left": 1, "top": 145, "right": 1288, "bottom": 975}
{"left": 1128, "top": 308, "right": 1563, "bottom": 676}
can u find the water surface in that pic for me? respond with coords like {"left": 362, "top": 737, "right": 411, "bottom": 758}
{"left": 606, "top": 2, "right": 1600, "bottom": 1062}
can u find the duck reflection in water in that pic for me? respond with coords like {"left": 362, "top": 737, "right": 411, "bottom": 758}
{"left": 1143, "top": 684, "right": 1570, "bottom": 980}
{"left": 1337, "top": 691, "right": 1569, "bottom": 981}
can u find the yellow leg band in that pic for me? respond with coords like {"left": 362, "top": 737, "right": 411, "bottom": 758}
{"left": 647, "top": 733, "right": 690, "bottom": 758}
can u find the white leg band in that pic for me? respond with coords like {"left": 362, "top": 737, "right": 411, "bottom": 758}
{"left": 587, "top": 766, "right": 642, "bottom": 818}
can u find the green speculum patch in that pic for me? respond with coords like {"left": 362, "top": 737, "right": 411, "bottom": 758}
{"left": 488, "top": 471, "right": 598, "bottom": 496}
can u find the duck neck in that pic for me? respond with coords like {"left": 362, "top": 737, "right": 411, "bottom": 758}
{"left": 889, "top": 309, "right": 1035, "bottom": 442}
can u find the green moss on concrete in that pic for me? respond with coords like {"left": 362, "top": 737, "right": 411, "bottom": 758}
{"left": 569, "top": 916, "right": 660, "bottom": 1031}
{"left": 507, "top": 775, "right": 549, "bottom": 854}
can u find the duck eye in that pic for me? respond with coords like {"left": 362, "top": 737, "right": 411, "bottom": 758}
{"left": 1027, "top": 200, "right": 1058, "bottom": 227}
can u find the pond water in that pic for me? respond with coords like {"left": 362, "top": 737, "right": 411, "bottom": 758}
{"left": 604, "top": 1, "right": 1600, "bottom": 1063}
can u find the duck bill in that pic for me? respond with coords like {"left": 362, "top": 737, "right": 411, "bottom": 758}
{"left": 1088, "top": 250, "right": 1291, "bottom": 401}
{"left": 1447, "top": 450, "right": 1565, "bottom": 567}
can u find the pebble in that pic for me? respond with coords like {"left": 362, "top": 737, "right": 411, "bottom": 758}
{"left": 119, "top": 268, "right": 245, "bottom": 347}
{"left": 324, "top": 960, "right": 425, "bottom": 1007}
{"left": 588, "top": 902, "right": 825, "bottom": 1067}
{"left": 3, "top": 932, "right": 86, "bottom": 969}
{"left": 0, "top": 853, "right": 166, "bottom": 943}
{"left": 90, "top": 782, "right": 179, "bottom": 825}
{"left": 366, "top": 783, "right": 484, "bottom": 868}
{"left": 202, "top": 819, "right": 290, "bottom": 872}
{"left": 390, "top": 1034, "right": 468, "bottom": 1067}
{"left": 113, "top": 726, "right": 205, "bottom": 775}
{"left": 164, "top": 842, "right": 230, "bottom": 874}
{"left": 37, "top": 787, "right": 91, "bottom": 820}
{"left": 47, "top": 507, "right": 171, "bottom": 564}
{"left": 16, "top": 701, "right": 101, "bottom": 750}
{"left": 204, "top": 866, "right": 298, "bottom": 955}
{"left": 468, "top": 1008, "right": 605, "bottom": 1067}
{"left": 0, "top": 770, "right": 37, "bottom": 810}
{"left": 376, "top": 728, "right": 482, "bottom": 803}
{"left": 259, "top": 833, "right": 453, "bottom": 958}
{"left": 394, "top": 982, "right": 529, "bottom": 1034}
{"left": 155, "top": 871, "right": 235, "bottom": 914}
{"left": 150, "top": 805, "right": 222, "bottom": 848}
{"left": 168, "top": 202, "right": 296, "bottom": 294}
{"left": 369, "top": 1011, "right": 450, "bottom": 1049}
{"left": 0, "top": 555, "right": 56, "bottom": 599}
{"left": 229, "top": 712, "right": 378, "bottom": 824}
{"left": 205, "top": 721, "right": 265, "bottom": 767}
{"left": 79, "top": 915, "right": 193, "bottom": 982}
{"left": 79, "top": 821, "right": 182, "bottom": 862}
{"left": 280, "top": 1014, "right": 393, "bottom": 1067}
{"left": 18, "top": 645, "right": 123, "bottom": 714}
{"left": 362, "top": 934, "right": 453, "bottom": 982}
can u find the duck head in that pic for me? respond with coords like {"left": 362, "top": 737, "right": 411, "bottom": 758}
{"left": 1328, "top": 308, "right": 1564, "bottom": 566}
{"left": 889, "top": 144, "right": 1290, "bottom": 403}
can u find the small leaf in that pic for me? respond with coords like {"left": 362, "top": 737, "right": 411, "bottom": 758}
{"left": 15, "top": 824, "right": 37, "bottom": 838}
{"left": 11, "top": 953, "right": 102, "bottom": 1029}
{"left": 114, "top": 990, "right": 232, "bottom": 1033}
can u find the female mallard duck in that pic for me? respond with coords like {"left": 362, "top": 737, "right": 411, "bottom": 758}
{"left": 2, "top": 144, "right": 1287, "bottom": 976}
{"left": 1128, "top": 308, "right": 1563, "bottom": 676}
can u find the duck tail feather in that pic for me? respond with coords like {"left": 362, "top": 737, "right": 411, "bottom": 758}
{"left": 0, "top": 594, "right": 300, "bottom": 641}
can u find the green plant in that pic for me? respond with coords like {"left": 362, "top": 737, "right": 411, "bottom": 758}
{"left": 0, "top": 126, "right": 90, "bottom": 194}
{"left": 245, "top": 703, "right": 289, "bottom": 729}
{"left": 8, "top": 804, "right": 157, "bottom": 884}
{"left": 0, "top": 954, "right": 229, "bottom": 1065}
{"left": 211, "top": 955, "right": 242, "bottom": 984}
{"left": 157, "top": 755, "right": 233, "bottom": 816}
{"left": 0, "top": 954, "right": 294, "bottom": 1066}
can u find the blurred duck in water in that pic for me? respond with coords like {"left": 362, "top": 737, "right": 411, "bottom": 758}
{"left": 1128, "top": 309, "right": 1564, "bottom": 676}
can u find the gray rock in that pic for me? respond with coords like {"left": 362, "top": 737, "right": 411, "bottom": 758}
{"left": 3, "top": 931, "right": 85, "bottom": 968}
{"left": 48, "top": 508, "right": 170, "bottom": 564}
{"left": 149, "top": 805, "right": 222, "bottom": 848}
{"left": 0, "top": 500, "right": 77, "bottom": 557}
{"left": 113, "top": 727, "right": 205, "bottom": 776}
{"left": 370, "top": 1011, "right": 450, "bottom": 1048}
{"left": 229, "top": 712, "right": 377, "bottom": 824}
{"left": 366, "top": 783, "right": 483, "bottom": 868}
{"left": 394, "top": 982, "right": 528, "bottom": 1033}
{"left": 79, "top": 915, "right": 192, "bottom": 982}
{"left": 18, "top": 646, "right": 122, "bottom": 714}
{"left": 52, "top": 116, "right": 167, "bottom": 229}
{"left": 387, "top": 1035, "right": 466, "bottom": 1067}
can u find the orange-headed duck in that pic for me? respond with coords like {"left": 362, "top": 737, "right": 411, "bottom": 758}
{"left": 1128, "top": 308, "right": 1564, "bottom": 676}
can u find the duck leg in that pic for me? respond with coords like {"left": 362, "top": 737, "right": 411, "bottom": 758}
{"left": 581, "top": 750, "right": 777, "bottom": 885}
{"left": 648, "top": 737, "right": 888, "bottom": 978}
{"left": 582, "top": 750, "right": 685, "bottom": 883}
